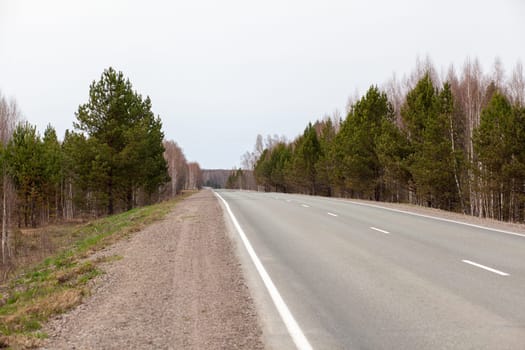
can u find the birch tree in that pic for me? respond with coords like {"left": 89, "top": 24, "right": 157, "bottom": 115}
{"left": 163, "top": 140, "right": 187, "bottom": 197}
{"left": 0, "top": 93, "right": 18, "bottom": 264}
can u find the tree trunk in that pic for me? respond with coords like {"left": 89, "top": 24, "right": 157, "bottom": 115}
{"left": 126, "top": 186, "right": 133, "bottom": 211}
{"left": 1, "top": 175, "right": 6, "bottom": 265}
{"left": 108, "top": 173, "right": 114, "bottom": 215}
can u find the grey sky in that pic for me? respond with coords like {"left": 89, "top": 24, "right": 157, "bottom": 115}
{"left": 0, "top": 0, "right": 523, "bottom": 169}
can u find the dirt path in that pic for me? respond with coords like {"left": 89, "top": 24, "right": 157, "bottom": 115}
{"left": 41, "top": 190, "right": 263, "bottom": 350}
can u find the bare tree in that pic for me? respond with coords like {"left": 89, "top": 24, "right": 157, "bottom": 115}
{"left": 509, "top": 60, "right": 525, "bottom": 107}
{"left": 345, "top": 89, "right": 360, "bottom": 115}
{"left": 458, "top": 57, "right": 488, "bottom": 216}
{"left": 254, "top": 134, "right": 264, "bottom": 158}
{"left": 0, "top": 93, "right": 19, "bottom": 264}
{"left": 383, "top": 73, "right": 404, "bottom": 126}
{"left": 491, "top": 57, "right": 506, "bottom": 92}
{"left": 163, "top": 140, "right": 188, "bottom": 197}
{"left": 240, "top": 151, "right": 254, "bottom": 170}
{"left": 186, "top": 162, "right": 203, "bottom": 190}
{"left": 330, "top": 109, "right": 342, "bottom": 132}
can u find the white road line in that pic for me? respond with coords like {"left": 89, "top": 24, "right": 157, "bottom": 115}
{"left": 214, "top": 192, "right": 313, "bottom": 350}
{"left": 461, "top": 259, "right": 510, "bottom": 276}
{"left": 301, "top": 204, "right": 310, "bottom": 208}
{"left": 327, "top": 212, "right": 338, "bottom": 217}
{"left": 344, "top": 200, "right": 525, "bottom": 239}
{"left": 286, "top": 199, "right": 293, "bottom": 203}
{"left": 370, "top": 226, "right": 390, "bottom": 234}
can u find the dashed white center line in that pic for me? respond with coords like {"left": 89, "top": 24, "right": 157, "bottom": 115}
{"left": 462, "top": 259, "right": 510, "bottom": 276}
{"left": 301, "top": 204, "right": 310, "bottom": 208}
{"left": 327, "top": 212, "right": 338, "bottom": 217}
{"left": 370, "top": 226, "right": 390, "bottom": 234}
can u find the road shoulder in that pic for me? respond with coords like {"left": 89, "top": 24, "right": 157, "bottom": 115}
{"left": 41, "top": 190, "right": 263, "bottom": 349}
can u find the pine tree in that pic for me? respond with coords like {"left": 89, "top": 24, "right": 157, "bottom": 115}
{"left": 334, "top": 86, "right": 393, "bottom": 199}
{"left": 75, "top": 67, "right": 169, "bottom": 213}
{"left": 314, "top": 119, "right": 337, "bottom": 196}
{"left": 474, "top": 92, "right": 517, "bottom": 220}
{"left": 42, "top": 125, "right": 63, "bottom": 221}
{"left": 401, "top": 74, "right": 458, "bottom": 209}
{"left": 290, "top": 123, "right": 321, "bottom": 194}
{"left": 6, "top": 122, "right": 44, "bottom": 227}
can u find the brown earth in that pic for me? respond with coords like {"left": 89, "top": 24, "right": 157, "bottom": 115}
{"left": 41, "top": 190, "right": 264, "bottom": 350}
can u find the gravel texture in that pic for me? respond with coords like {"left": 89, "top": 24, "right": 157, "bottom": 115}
{"left": 41, "top": 190, "right": 264, "bottom": 350}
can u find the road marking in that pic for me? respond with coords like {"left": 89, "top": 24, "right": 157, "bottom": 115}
{"left": 286, "top": 199, "right": 293, "bottom": 203}
{"left": 344, "top": 200, "right": 525, "bottom": 239}
{"left": 461, "top": 259, "right": 510, "bottom": 276}
{"left": 327, "top": 212, "right": 338, "bottom": 217}
{"left": 370, "top": 226, "right": 390, "bottom": 234}
{"left": 301, "top": 204, "right": 310, "bottom": 208}
{"left": 214, "top": 192, "right": 313, "bottom": 350}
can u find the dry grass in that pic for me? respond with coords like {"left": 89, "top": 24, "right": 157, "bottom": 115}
{"left": 0, "top": 192, "right": 195, "bottom": 349}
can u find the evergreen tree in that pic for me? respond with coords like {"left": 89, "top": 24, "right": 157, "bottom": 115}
{"left": 474, "top": 92, "right": 523, "bottom": 220}
{"left": 314, "top": 119, "right": 337, "bottom": 196}
{"left": 334, "top": 86, "right": 393, "bottom": 199}
{"left": 254, "top": 143, "right": 292, "bottom": 192}
{"left": 42, "top": 125, "right": 63, "bottom": 221}
{"left": 401, "top": 74, "right": 458, "bottom": 209}
{"left": 254, "top": 149, "right": 271, "bottom": 190}
{"left": 269, "top": 143, "right": 292, "bottom": 192}
{"left": 290, "top": 123, "right": 321, "bottom": 194}
{"left": 376, "top": 115, "right": 412, "bottom": 202}
{"left": 6, "top": 122, "right": 44, "bottom": 227}
{"left": 75, "top": 67, "right": 169, "bottom": 213}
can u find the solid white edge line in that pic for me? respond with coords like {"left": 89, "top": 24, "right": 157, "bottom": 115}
{"left": 461, "top": 259, "right": 510, "bottom": 276}
{"left": 214, "top": 191, "right": 313, "bottom": 350}
{"left": 370, "top": 226, "right": 390, "bottom": 234}
{"left": 345, "top": 200, "right": 525, "bottom": 239}
{"left": 301, "top": 204, "right": 310, "bottom": 208}
{"left": 327, "top": 212, "right": 338, "bottom": 217}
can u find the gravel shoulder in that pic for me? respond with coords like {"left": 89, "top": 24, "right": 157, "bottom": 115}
{"left": 41, "top": 190, "right": 263, "bottom": 350}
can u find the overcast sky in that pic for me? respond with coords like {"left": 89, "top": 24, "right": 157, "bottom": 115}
{"left": 1, "top": 0, "right": 524, "bottom": 169}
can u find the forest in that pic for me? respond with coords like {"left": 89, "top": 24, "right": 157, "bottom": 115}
{"left": 0, "top": 67, "right": 202, "bottom": 265}
{"left": 251, "top": 58, "right": 525, "bottom": 223}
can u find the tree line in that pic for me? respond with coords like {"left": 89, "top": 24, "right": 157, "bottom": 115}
{"left": 253, "top": 57, "right": 525, "bottom": 222}
{"left": 1, "top": 67, "right": 202, "bottom": 265}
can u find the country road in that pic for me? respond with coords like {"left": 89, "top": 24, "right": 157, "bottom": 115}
{"left": 215, "top": 190, "right": 525, "bottom": 350}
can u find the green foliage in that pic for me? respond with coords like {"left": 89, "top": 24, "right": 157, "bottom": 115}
{"left": 74, "top": 67, "right": 169, "bottom": 213}
{"left": 474, "top": 92, "right": 525, "bottom": 220}
{"left": 6, "top": 122, "right": 45, "bottom": 227}
{"left": 376, "top": 116, "right": 412, "bottom": 202}
{"left": 254, "top": 143, "right": 293, "bottom": 192}
{"left": 334, "top": 86, "right": 393, "bottom": 199}
{"left": 0, "top": 67, "right": 179, "bottom": 230}
{"left": 314, "top": 119, "right": 337, "bottom": 196}
{"left": 474, "top": 92, "right": 514, "bottom": 173}
{"left": 226, "top": 168, "right": 243, "bottom": 189}
{"left": 289, "top": 123, "right": 321, "bottom": 194}
{"left": 251, "top": 73, "right": 523, "bottom": 215}
{"left": 0, "top": 194, "right": 189, "bottom": 347}
{"left": 400, "top": 75, "right": 459, "bottom": 208}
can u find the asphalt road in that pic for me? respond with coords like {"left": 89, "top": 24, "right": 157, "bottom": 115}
{"left": 215, "top": 190, "right": 525, "bottom": 350}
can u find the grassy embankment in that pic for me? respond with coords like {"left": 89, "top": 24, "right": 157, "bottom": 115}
{"left": 0, "top": 192, "right": 194, "bottom": 349}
